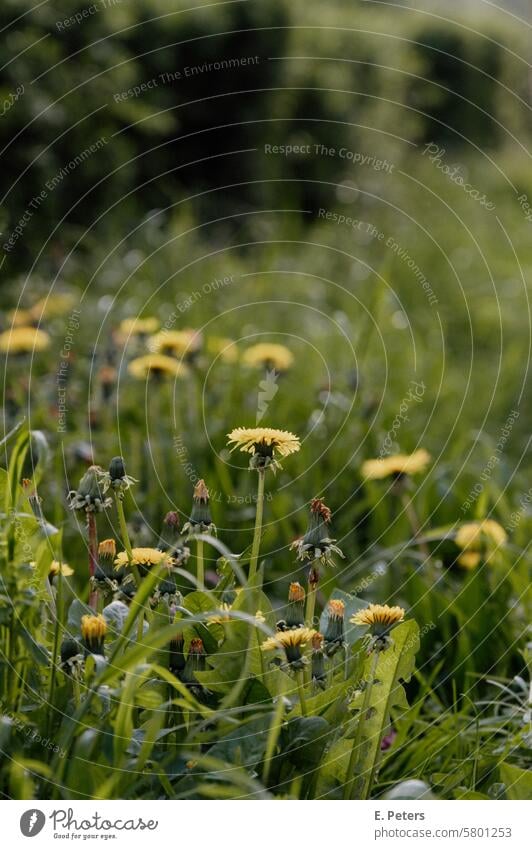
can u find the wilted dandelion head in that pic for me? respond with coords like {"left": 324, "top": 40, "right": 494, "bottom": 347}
{"left": 0, "top": 326, "right": 51, "bottom": 354}
{"left": 327, "top": 599, "right": 345, "bottom": 620}
{"left": 183, "top": 479, "right": 215, "bottom": 535}
{"left": 324, "top": 598, "right": 345, "bottom": 650}
{"left": 311, "top": 631, "right": 324, "bottom": 651}
{"left": 68, "top": 465, "right": 111, "bottom": 513}
{"left": 361, "top": 449, "right": 431, "bottom": 480}
{"left": 242, "top": 343, "right": 294, "bottom": 372}
{"left": 81, "top": 614, "right": 107, "bottom": 654}
{"left": 288, "top": 582, "right": 305, "bottom": 603}
{"left": 227, "top": 426, "right": 300, "bottom": 470}
{"left": 127, "top": 354, "right": 189, "bottom": 380}
{"left": 351, "top": 603, "right": 405, "bottom": 637}
{"left": 291, "top": 496, "right": 344, "bottom": 565}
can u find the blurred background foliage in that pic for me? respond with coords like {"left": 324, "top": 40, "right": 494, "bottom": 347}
{"left": 1, "top": 0, "right": 531, "bottom": 271}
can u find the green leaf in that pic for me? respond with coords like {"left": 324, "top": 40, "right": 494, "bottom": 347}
{"left": 280, "top": 716, "right": 331, "bottom": 770}
{"left": 383, "top": 779, "right": 436, "bottom": 800}
{"left": 500, "top": 762, "right": 532, "bottom": 800}
{"left": 348, "top": 620, "right": 420, "bottom": 798}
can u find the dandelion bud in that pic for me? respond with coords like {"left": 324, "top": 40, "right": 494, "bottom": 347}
{"left": 60, "top": 637, "right": 81, "bottom": 665}
{"left": 324, "top": 599, "right": 345, "bottom": 655}
{"left": 169, "top": 631, "right": 186, "bottom": 675}
{"left": 164, "top": 511, "right": 181, "bottom": 533}
{"left": 81, "top": 614, "right": 107, "bottom": 655}
{"left": 183, "top": 480, "right": 215, "bottom": 535}
{"left": 182, "top": 637, "right": 206, "bottom": 684}
{"left": 286, "top": 581, "right": 305, "bottom": 628}
{"left": 106, "top": 456, "right": 137, "bottom": 496}
{"left": 109, "top": 456, "right": 126, "bottom": 482}
{"left": 311, "top": 632, "right": 327, "bottom": 689}
{"left": 97, "top": 538, "right": 117, "bottom": 581}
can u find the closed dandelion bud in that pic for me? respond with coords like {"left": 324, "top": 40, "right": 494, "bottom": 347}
{"left": 169, "top": 631, "right": 186, "bottom": 675}
{"left": 60, "top": 637, "right": 81, "bottom": 665}
{"left": 182, "top": 637, "right": 206, "bottom": 684}
{"left": 286, "top": 581, "right": 306, "bottom": 628}
{"left": 68, "top": 466, "right": 111, "bottom": 513}
{"left": 311, "top": 632, "right": 327, "bottom": 689}
{"left": 183, "top": 480, "right": 215, "bottom": 535}
{"left": 97, "top": 538, "right": 117, "bottom": 580}
{"left": 106, "top": 456, "right": 137, "bottom": 496}
{"left": 324, "top": 599, "right": 345, "bottom": 654}
{"left": 164, "top": 511, "right": 181, "bottom": 535}
{"left": 81, "top": 614, "right": 107, "bottom": 655}
{"left": 109, "top": 456, "right": 126, "bottom": 482}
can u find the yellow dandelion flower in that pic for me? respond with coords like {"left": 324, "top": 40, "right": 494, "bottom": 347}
{"left": 0, "top": 326, "right": 51, "bottom": 354}
{"left": 49, "top": 560, "right": 74, "bottom": 578}
{"left": 242, "top": 343, "right": 294, "bottom": 372}
{"left": 114, "top": 547, "right": 172, "bottom": 573}
{"left": 81, "top": 614, "right": 107, "bottom": 653}
{"left": 262, "top": 627, "right": 316, "bottom": 666}
{"left": 455, "top": 519, "right": 507, "bottom": 550}
{"left": 362, "top": 449, "right": 431, "bottom": 480}
{"left": 351, "top": 603, "right": 405, "bottom": 636}
{"left": 456, "top": 551, "right": 481, "bottom": 571}
{"left": 227, "top": 427, "right": 300, "bottom": 470}
{"left": 7, "top": 308, "right": 36, "bottom": 327}
{"left": 207, "top": 336, "right": 239, "bottom": 363}
{"left": 30, "top": 293, "right": 76, "bottom": 320}
{"left": 455, "top": 519, "right": 507, "bottom": 569}
{"left": 128, "top": 354, "right": 189, "bottom": 380}
{"left": 255, "top": 610, "right": 266, "bottom": 624}
{"left": 207, "top": 603, "right": 233, "bottom": 625}
{"left": 150, "top": 329, "right": 201, "bottom": 357}
{"left": 118, "top": 316, "right": 160, "bottom": 336}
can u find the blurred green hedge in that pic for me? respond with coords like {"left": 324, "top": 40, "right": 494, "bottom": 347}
{"left": 0, "top": 0, "right": 528, "bottom": 271}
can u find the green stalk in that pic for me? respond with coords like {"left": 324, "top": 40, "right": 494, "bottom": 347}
{"left": 46, "top": 567, "right": 64, "bottom": 737}
{"left": 249, "top": 469, "right": 265, "bottom": 582}
{"left": 114, "top": 491, "right": 143, "bottom": 641}
{"left": 87, "top": 512, "right": 99, "bottom": 610}
{"left": 305, "top": 570, "right": 318, "bottom": 627}
{"left": 296, "top": 669, "right": 308, "bottom": 716}
{"left": 262, "top": 671, "right": 287, "bottom": 785}
{"left": 196, "top": 538, "right": 204, "bottom": 588}
{"left": 344, "top": 649, "right": 379, "bottom": 800}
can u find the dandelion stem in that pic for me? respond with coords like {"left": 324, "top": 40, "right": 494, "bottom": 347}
{"left": 262, "top": 671, "right": 287, "bottom": 785}
{"left": 196, "top": 538, "right": 204, "bottom": 588}
{"left": 296, "top": 669, "right": 308, "bottom": 716}
{"left": 249, "top": 469, "right": 265, "bottom": 582}
{"left": 114, "top": 491, "right": 143, "bottom": 640}
{"left": 344, "top": 648, "right": 379, "bottom": 800}
{"left": 305, "top": 571, "right": 318, "bottom": 626}
{"left": 400, "top": 491, "right": 430, "bottom": 558}
{"left": 87, "top": 512, "right": 99, "bottom": 610}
